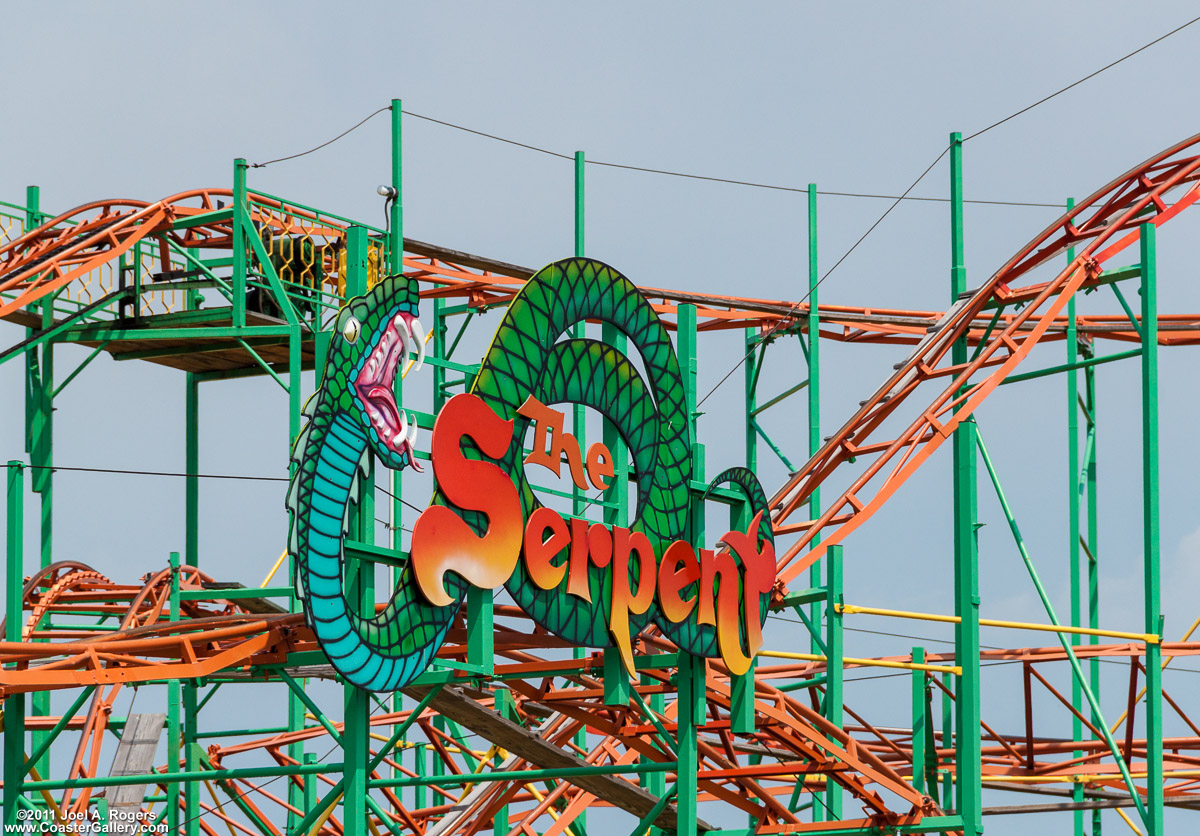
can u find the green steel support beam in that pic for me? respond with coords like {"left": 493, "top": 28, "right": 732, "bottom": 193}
{"left": 1139, "top": 222, "right": 1164, "bottom": 836}
{"left": 823, "top": 545, "right": 843, "bottom": 820}
{"left": 1110, "top": 281, "right": 1143, "bottom": 340}
{"left": 629, "top": 688, "right": 679, "bottom": 759}
{"left": 232, "top": 158, "right": 248, "bottom": 327}
{"left": 572, "top": 152, "right": 589, "bottom": 832}
{"left": 25, "top": 760, "right": 345, "bottom": 791}
{"left": 949, "top": 132, "right": 982, "bottom": 835}
{"left": 368, "top": 760, "right": 678, "bottom": 789}
{"left": 1084, "top": 348, "right": 1102, "bottom": 836}
{"left": 1067, "top": 209, "right": 1086, "bottom": 835}
{"left": 167, "top": 551, "right": 181, "bottom": 833}
{"left": 675, "top": 654, "right": 700, "bottom": 836}
{"left": 678, "top": 301, "right": 702, "bottom": 836}
{"left": 630, "top": 784, "right": 678, "bottom": 836}
{"left": 389, "top": 98, "right": 408, "bottom": 757}
{"left": 644, "top": 673, "right": 667, "bottom": 836}
{"left": 466, "top": 585, "right": 494, "bottom": 675}
{"left": 940, "top": 672, "right": 952, "bottom": 808}
{"left": 25, "top": 183, "right": 53, "bottom": 781}
{"left": 748, "top": 416, "right": 795, "bottom": 472}
{"left": 749, "top": 377, "right": 809, "bottom": 417}
{"left": 4, "top": 461, "right": 26, "bottom": 829}
{"left": 286, "top": 236, "right": 307, "bottom": 831}
{"left": 182, "top": 679, "right": 199, "bottom": 836}
{"left": 575, "top": 149, "right": 585, "bottom": 258}
{"left": 343, "top": 224, "right": 371, "bottom": 836}
{"left": 185, "top": 262, "right": 200, "bottom": 571}
{"left": 492, "top": 689, "right": 512, "bottom": 836}
{"left": 433, "top": 298, "right": 448, "bottom": 412}
{"left": 51, "top": 340, "right": 110, "bottom": 397}
{"left": 302, "top": 752, "right": 318, "bottom": 818}
{"left": 279, "top": 671, "right": 344, "bottom": 746}
{"left": 911, "top": 648, "right": 927, "bottom": 795}
{"left": 999, "top": 348, "right": 1141, "bottom": 385}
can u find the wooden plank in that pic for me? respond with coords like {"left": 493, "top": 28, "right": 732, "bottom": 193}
{"left": 107, "top": 712, "right": 166, "bottom": 834}
{"left": 404, "top": 684, "right": 711, "bottom": 832}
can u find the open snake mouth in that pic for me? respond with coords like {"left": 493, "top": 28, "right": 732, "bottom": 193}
{"left": 354, "top": 310, "right": 426, "bottom": 472}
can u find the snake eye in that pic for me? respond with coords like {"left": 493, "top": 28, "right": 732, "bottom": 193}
{"left": 342, "top": 317, "right": 361, "bottom": 344}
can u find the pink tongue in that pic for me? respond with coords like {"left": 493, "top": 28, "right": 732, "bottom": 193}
{"left": 367, "top": 386, "right": 402, "bottom": 433}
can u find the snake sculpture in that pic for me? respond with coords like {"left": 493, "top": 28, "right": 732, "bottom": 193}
{"left": 288, "top": 257, "right": 774, "bottom": 692}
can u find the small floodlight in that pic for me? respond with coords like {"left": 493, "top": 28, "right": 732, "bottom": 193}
{"left": 377, "top": 185, "right": 398, "bottom": 199}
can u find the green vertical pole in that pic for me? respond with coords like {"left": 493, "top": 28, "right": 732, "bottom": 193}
{"left": 493, "top": 689, "right": 513, "bottom": 834}
{"left": 433, "top": 298, "right": 447, "bottom": 412}
{"left": 25, "top": 185, "right": 51, "bottom": 779}
{"left": 167, "top": 552, "right": 181, "bottom": 834}
{"left": 572, "top": 148, "right": 586, "bottom": 518}
{"left": 185, "top": 382, "right": 199, "bottom": 565}
{"left": 807, "top": 183, "right": 822, "bottom": 659}
{"left": 570, "top": 151, "right": 589, "bottom": 830}
{"left": 645, "top": 679, "right": 667, "bottom": 836}
{"left": 4, "top": 461, "right": 26, "bottom": 828}
{"left": 676, "top": 654, "right": 700, "bottom": 836}
{"left": 183, "top": 678, "right": 198, "bottom": 836}
{"left": 285, "top": 318, "right": 305, "bottom": 832}
{"left": 343, "top": 226, "right": 371, "bottom": 836}
{"left": 232, "top": 158, "right": 248, "bottom": 327}
{"left": 389, "top": 96, "right": 405, "bottom": 554}
{"left": 677, "top": 302, "right": 701, "bottom": 836}
{"left": 745, "top": 329, "right": 758, "bottom": 471}
{"left": 185, "top": 249, "right": 203, "bottom": 835}
{"left": 911, "top": 647, "right": 927, "bottom": 795}
{"left": 391, "top": 99, "right": 404, "bottom": 273}
{"left": 949, "top": 132, "right": 982, "bottom": 835}
{"left": 574, "top": 150, "right": 585, "bottom": 258}
{"left": 1139, "top": 222, "right": 1164, "bottom": 835}
{"left": 391, "top": 100, "right": 407, "bottom": 777}
{"left": 1086, "top": 387, "right": 1102, "bottom": 836}
{"left": 185, "top": 246, "right": 200, "bottom": 573}
{"left": 941, "top": 672, "right": 953, "bottom": 809}
{"left": 824, "top": 545, "right": 843, "bottom": 819}
{"left": 679, "top": 302, "right": 704, "bottom": 560}
{"left": 1066, "top": 197, "right": 1085, "bottom": 836}
{"left": 414, "top": 736, "right": 427, "bottom": 809}
{"left": 1084, "top": 358, "right": 1103, "bottom": 836}
{"left": 303, "top": 752, "right": 318, "bottom": 816}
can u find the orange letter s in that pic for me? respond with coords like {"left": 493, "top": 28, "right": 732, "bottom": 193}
{"left": 410, "top": 394, "right": 523, "bottom": 606}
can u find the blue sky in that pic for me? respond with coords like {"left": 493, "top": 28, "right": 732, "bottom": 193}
{"left": 3, "top": 4, "right": 1200, "bottom": 831}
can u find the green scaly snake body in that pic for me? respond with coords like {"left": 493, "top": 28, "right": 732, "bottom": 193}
{"left": 289, "top": 258, "right": 772, "bottom": 692}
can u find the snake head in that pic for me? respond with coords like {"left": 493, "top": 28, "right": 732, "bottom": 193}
{"left": 333, "top": 274, "right": 426, "bottom": 473}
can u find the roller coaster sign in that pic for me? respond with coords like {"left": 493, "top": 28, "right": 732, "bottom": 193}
{"left": 289, "top": 257, "right": 776, "bottom": 692}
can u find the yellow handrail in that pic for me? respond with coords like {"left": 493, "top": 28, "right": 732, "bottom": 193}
{"left": 758, "top": 648, "right": 960, "bottom": 676}
{"left": 836, "top": 603, "right": 1159, "bottom": 644}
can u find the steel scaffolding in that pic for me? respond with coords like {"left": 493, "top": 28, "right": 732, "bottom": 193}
{"left": 3, "top": 108, "right": 1199, "bottom": 835}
